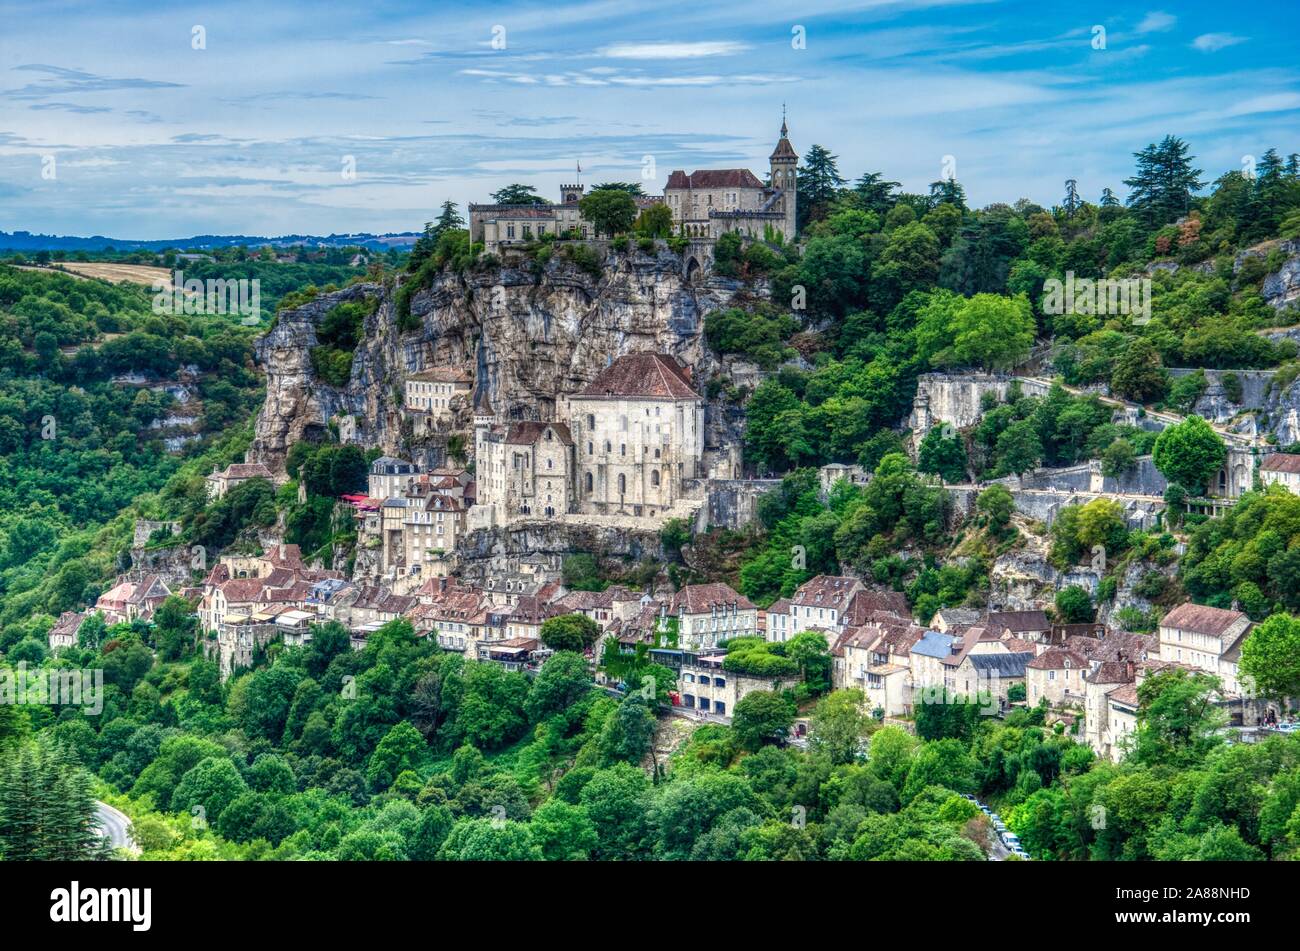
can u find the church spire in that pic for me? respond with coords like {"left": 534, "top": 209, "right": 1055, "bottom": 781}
{"left": 780, "top": 102, "right": 788, "bottom": 138}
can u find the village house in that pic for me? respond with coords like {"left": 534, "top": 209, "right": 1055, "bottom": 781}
{"left": 651, "top": 646, "right": 802, "bottom": 721}
{"left": 765, "top": 598, "right": 793, "bottom": 643}
{"left": 368, "top": 455, "right": 421, "bottom": 501}
{"left": 205, "top": 461, "right": 273, "bottom": 501}
{"left": 93, "top": 574, "right": 172, "bottom": 625}
{"left": 1026, "top": 647, "right": 1091, "bottom": 708}
{"left": 1157, "top": 602, "right": 1251, "bottom": 691}
{"left": 985, "top": 609, "right": 1052, "bottom": 642}
{"left": 47, "top": 611, "right": 88, "bottom": 651}
{"left": 786, "top": 576, "right": 864, "bottom": 637}
{"left": 665, "top": 583, "right": 758, "bottom": 651}
{"left": 404, "top": 366, "right": 473, "bottom": 434}
{"left": 1260, "top": 453, "right": 1300, "bottom": 492}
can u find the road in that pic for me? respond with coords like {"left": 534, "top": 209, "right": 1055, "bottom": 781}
{"left": 94, "top": 801, "right": 140, "bottom": 855}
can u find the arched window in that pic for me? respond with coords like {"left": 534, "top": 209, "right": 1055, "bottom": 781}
{"left": 651, "top": 470, "right": 661, "bottom": 487}
{"left": 585, "top": 472, "right": 593, "bottom": 494}
{"left": 618, "top": 474, "right": 626, "bottom": 495}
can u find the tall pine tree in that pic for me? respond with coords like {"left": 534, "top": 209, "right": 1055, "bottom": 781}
{"left": 1123, "top": 135, "right": 1204, "bottom": 227}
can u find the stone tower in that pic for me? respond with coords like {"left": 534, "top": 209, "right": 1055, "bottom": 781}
{"left": 769, "top": 109, "right": 798, "bottom": 240}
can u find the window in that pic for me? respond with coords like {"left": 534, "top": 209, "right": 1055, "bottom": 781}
{"left": 714, "top": 702, "right": 725, "bottom": 716}
{"left": 587, "top": 414, "right": 594, "bottom": 429}
{"left": 698, "top": 676, "right": 710, "bottom": 686}
{"left": 584, "top": 472, "right": 593, "bottom": 494}
{"left": 618, "top": 474, "right": 626, "bottom": 494}
{"left": 651, "top": 470, "right": 661, "bottom": 487}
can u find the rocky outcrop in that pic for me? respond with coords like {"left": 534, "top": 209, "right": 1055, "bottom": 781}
{"left": 250, "top": 247, "right": 756, "bottom": 474}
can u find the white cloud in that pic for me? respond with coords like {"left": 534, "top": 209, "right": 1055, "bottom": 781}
{"left": 1192, "top": 33, "right": 1247, "bottom": 52}
{"left": 1135, "top": 12, "right": 1176, "bottom": 33}
{"left": 597, "top": 41, "right": 749, "bottom": 59}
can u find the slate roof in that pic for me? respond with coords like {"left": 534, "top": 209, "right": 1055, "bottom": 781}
{"left": 967, "top": 652, "right": 1033, "bottom": 677}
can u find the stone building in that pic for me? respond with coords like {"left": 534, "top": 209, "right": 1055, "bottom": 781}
{"left": 562, "top": 352, "right": 705, "bottom": 518}
{"left": 473, "top": 421, "right": 576, "bottom": 526}
{"left": 665, "top": 583, "right": 758, "bottom": 651}
{"left": 1157, "top": 602, "right": 1251, "bottom": 695}
{"left": 664, "top": 115, "right": 798, "bottom": 243}
{"left": 368, "top": 456, "right": 421, "bottom": 501}
{"left": 472, "top": 352, "right": 705, "bottom": 527}
{"left": 1261, "top": 452, "right": 1300, "bottom": 492}
{"left": 205, "top": 461, "right": 273, "bottom": 500}
{"left": 468, "top": 115, "right": 798, "bottom": 252}
{"left": 405, "top": 367, "right": 473, "bottom": 434}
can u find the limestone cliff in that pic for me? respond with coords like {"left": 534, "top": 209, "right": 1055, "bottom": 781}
{"left": 250, "top": 246, "right": 758, "bottom": 474}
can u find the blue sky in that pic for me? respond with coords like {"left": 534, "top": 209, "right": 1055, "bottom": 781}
{"left": 0, "top": 0, "right": 1297, "bottom": 239}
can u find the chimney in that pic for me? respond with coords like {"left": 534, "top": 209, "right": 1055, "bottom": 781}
{"left": 1126, "top": 660, "right": 1135, "bottom": 680}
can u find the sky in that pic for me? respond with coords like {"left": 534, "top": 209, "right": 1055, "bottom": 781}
{"left": 0, "top": 0, "right": 1297, "bottom": 239}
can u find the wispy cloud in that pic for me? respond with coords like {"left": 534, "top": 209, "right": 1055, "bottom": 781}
{"left": 5, "top": 63, "right": 184, "bottom": 100}
{"left": 1192, "top": 33, "right": 1247, "bottom": 52}
{"left": 1135, "top": 11, "right": 1176, "bottom": 33}
{"left": 597, "top": 41, "right": 750, "bottom": 59}
{"left": 28, "top": 101, "right": 111, "bottom": 114}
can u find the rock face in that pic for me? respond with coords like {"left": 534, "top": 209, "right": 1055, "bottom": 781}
{"left": 251, "top": 247, "right": 756, "bottom": 474}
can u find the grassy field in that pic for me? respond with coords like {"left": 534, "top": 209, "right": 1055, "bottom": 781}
{"left": 15, "top": 262, "right": 174, "bottom": 287}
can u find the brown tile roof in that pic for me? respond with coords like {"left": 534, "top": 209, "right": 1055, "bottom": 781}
{"left": 1160, "top": 602, "right": 1248, "bottom": 639}
{"left": 1089, "top": 660, "right": 1136, "bottom": 685}
{"left": 49, "top": 611, "right": 86, "bottom": 638}
{"left": 219, "top": 578, "right": 266, "bottom": 602}
{"left": 504, "top": 421, "right": 574, "bottom": 446}
{"left": 665, "top": 169, "right": 766, "bottom": 190}
{"left": 1262, "top": 453, "right": 1300, "bottom": 473}
{"left": 987, "top": 609, "right": 1051, "bottom": 633}
{"left": 845, "top": 588, "right": 911, "bottom": 624}
{"left": 1027, "top": 647, "right": 1088, "bottom": 670}
{"left": 1107, "top": 683, "right": 1141, "bottom": 707}
{"left": 791, "top": 575, "right": 863, "bottom": 612}
{"left": 577, "top": 352, "right": 699, "bottom": 400}
{"left": 669, "top": 583, "right": 755, "bottom": 615}
{"left": 510, "top": 595, "right": 563, "bottom": 625}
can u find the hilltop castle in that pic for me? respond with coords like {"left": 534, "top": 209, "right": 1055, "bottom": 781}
{"left": 468, "top": 116, "right": 798, "bottom": 252}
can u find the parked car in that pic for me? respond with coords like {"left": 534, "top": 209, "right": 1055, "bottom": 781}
{"left": 1003, "top": 833, "right": 1021, "bottom": 847}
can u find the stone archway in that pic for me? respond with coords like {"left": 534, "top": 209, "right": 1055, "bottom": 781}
{"left": 685, "top": 255, "right": 701, "bottom": 283}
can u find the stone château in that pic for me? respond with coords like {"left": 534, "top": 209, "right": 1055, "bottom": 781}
{"left": 468, "top": 116, "right": 798, "bottom": 252}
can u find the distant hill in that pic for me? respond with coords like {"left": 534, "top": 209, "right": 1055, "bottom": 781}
{"left": 0, "top": 229, "right": 420, "bottom": 253}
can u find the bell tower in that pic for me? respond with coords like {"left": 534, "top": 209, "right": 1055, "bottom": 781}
{"left": 768, "top": 106, "right": 798, "bottom": 240}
